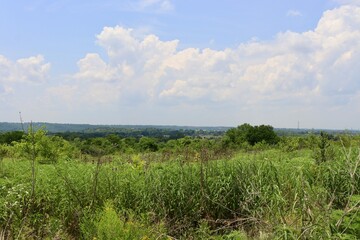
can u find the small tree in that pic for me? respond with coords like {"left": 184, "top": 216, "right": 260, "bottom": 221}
{"left": 14, "top": 128, "right": 73, "bottom": 164}
{"left": 138, "top": 137, "right": 159, "bottom": 152}
{"left": 247, "top": 125, "right": 279, "bottom": 145}
{"left": 314, "top": 132, "right": 336, "bottom": 164}
{"left": 224, "top": 123, "right": 279, "bottom": 147}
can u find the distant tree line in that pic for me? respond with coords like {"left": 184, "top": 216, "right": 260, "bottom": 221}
{"left": 0, "top": 124, "right": 278, "bottom": 156}
{"left": 2, "top": 123, "right": 356, "bottom": 163}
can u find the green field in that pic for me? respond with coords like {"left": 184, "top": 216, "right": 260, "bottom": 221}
{"left": 0, "top": 125, "right": 359, "bottom": 239}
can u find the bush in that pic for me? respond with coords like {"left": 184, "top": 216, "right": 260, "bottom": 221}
{"left": 81, "top": 201, "right": 167, "bottom": 240}
{"left": 13, "top": 128, "right": 75, "bottom": 164}
{"left": 0, "top": 131, "right": 24, "bottom": 145}
{"left": 224, "top": 124, "right": 279, "bottom": 148}
{"left": 330, "top": 195, "right": 360, "bottom": 238}
{"left": 314, "top": 132, "right": 336, "bottom": 164}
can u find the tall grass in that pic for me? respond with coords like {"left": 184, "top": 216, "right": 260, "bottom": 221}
{"left": 0, "top": 148, "right": 359, "bottom": 239}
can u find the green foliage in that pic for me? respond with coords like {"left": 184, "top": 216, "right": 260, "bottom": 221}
{"left": 77, "top": 137, "right": 116, "bottom": 156}
{"left": 81, "top": 201, "right": 167, "bottom": 240}
{"left": 0, "top": 144, "right": 12, "bottom": 159}
{"left": 247, "top": 125, "right": 279, "bottom": 145}
{"left": 278, "top": 136, "right": 308, "bottom": 152}
{"left": 314, "top": 132, "right": 336, "bottom": 164}
{"left": 0, "top": 131, "right": 24, "bottom": 145}
{"left": 138, "top": 137, "right": 159, "bottom": 152}
{"left": 1, "top": 132, "right": 360, "bottom": 239}
{"left": 330, "top": 195, "right": 360, "bottom": 239}
{"left": 96, "top": 201, "right": 125, "bottom": 240}
{"left": 317, "top": 145, "right": 360, "bottom": 208}
{"left": 13, "top": 128, "right": 75, "bottom": 164}
{"left": 226, "top": 123, "right": 253, "bottom": 145}
{"left": 224, "top": 123, "right": 279, "bottom": 148}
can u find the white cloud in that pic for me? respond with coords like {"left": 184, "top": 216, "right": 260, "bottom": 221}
{"left": 44, "top": 4, "right": 360, "bottom": 126}
{"left": 74, "top": 53, "right": 118, "bottom": 82}
{"left": 0, "top": 54, "right": 50, "bottom": 101}
{"left": 287, "top": 10, "right": 302, "bottom": 17}
{"left": 334, "top": 0, "right": 360, "bottom": 6}
{"left": 0, "top": 55, "right": 50, "bottom": 84}
{"left": 0, "top": 54, "right": 52, "bottom": 121}
{"left": 73, "top": 6, "right": 358, "bottom": 105}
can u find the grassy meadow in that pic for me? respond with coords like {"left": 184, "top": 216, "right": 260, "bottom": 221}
{"left": 0, "top": 126, "right": 359, "bottom": 239}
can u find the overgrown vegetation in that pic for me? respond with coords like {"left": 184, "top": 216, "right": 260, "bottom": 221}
{"left": 0, "top": 124, "right": 359, "bottom": 239}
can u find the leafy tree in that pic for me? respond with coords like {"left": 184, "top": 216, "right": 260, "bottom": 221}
{"left": 122, "top": 137, "right": 137, "bottom": 153}
{"left": 247, "top": 125, "right": 279, "bottom": 145}
{"left": 179, "top": 136, "right": 192, "bottom": 147}
{"left": 0, "top": 131, "right": 24, "bottom": 145}
{"left": 224, "top": 123, "right": 279, "bottom": 147}
{"left": 14, "top": 128, "right": 74, "bottom": 163}
{"left": 105, "top": 134, "right": 122, "bottom": 146}
{"left": 138, "top": 137, "right": 159, "bottom": 152}
{"left": 225, "top": 123, "right": 252, "bottom": 145}
{"left": 314, "top": 131, "right": 336, "bottom": 164}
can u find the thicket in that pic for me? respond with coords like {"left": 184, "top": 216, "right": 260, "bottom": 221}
{"left": 0, "top": 125, "right": 359, "bottom": 239}
{"left": 223, "top": 124, "right": 279, "bottom": 148}
{"left": 0, "top": 131, "right": 24, "bottom": 145}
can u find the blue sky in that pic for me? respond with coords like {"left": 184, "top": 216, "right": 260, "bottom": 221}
{"left": 1, "top": 0, "right": 360, "bottom": 129}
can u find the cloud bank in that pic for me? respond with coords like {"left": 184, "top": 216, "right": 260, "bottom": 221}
{"left": 0, "top": 55, "right": 50, "bottom": 84}
{"left": 2, "top": 4, "right": 360, "bottom": 127}
{"left": 61, "top": 5, "right": 360, "bottom": 110}
{"left": 0, "top": 55, "right": 50, "bottom": 101}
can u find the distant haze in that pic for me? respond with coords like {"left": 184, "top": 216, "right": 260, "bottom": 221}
{"left": 1, "top": 1, "right": 360, "bottom": 129}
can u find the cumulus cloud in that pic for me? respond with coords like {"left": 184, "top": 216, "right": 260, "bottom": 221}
{"left": 0, "top": 54, "right": 50, "bottom": 102}
{"left": 0, "top": 55, "right": 50, "bottom": 84}
{"left": 50, "top": 4, "right": 360, "bottom": 117}
{"left": 74, "top": 53, "right": 118, "bottom": 82}
{"left": 0, "top": 55, "right": 51, "bottom": 122}
{"left": 334, "top": 0, "right": 360, "bottom": 6}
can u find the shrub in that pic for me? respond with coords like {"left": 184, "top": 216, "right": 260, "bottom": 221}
{"left": 81, "top": 201, "right": 167, "bottom": 240}
{"left": 314, "top": 132, "right": 336, "bottom": 164}
{"left": 330, "top": 195, "right": 360, "bottom": 238}
{"left": 224, "top": 124, "right": 279, "bottom": 148}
